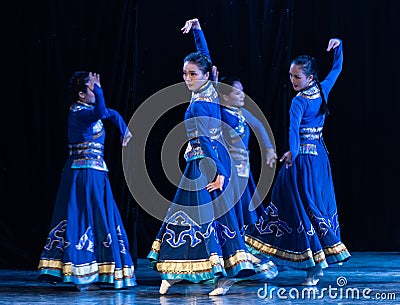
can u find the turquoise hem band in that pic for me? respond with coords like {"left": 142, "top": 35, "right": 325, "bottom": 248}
{"left": 159, "top": 266, "right": 226, "bottom": 283}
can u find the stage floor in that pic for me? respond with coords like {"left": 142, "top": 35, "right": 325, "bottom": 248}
{"left": 0, "top": 252, "right": 399, "bottom": 304}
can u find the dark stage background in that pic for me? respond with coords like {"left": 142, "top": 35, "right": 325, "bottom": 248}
{"left": 2, "top": 0, "right": 400, "bottom": 269}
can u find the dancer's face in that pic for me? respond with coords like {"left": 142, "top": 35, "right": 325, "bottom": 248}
{"left": 79, "top": 83, "right": 96, "bottom": 104}
{"left": 222, "top": 81, "right": 245, "bottom": 107}
{"left": 289, "top": 64, "right": 313, "bottom": 91}
{"left": 183, "top": 61, "right": 209, "bottom": 91}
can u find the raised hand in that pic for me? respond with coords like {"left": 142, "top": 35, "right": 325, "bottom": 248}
{"left": 88, "top": 72, "right": 101, "bottom": 91}
{"left": 326, "top": 38, "right": 341, "bottom": 51}
{"left": 212, "top": 65, "right": 219, "bottom": 82}
{"left": 181, "top": 18, "right": 201, "bottom": 34}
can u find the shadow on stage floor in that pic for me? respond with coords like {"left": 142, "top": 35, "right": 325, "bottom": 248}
{"left": 0, "top": 252, "right": 399, "bottom": 304}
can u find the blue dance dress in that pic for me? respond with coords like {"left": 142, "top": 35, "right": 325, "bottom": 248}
{"left": 147, "top": 28, "right": 256, "bottom": 282}
{"left": 37, "top": 85, "right": 136, "bottom": 288}
{"left": 245, "top": 41, "right": 351, "bottom": 270}
{"left": 147, "top": 80, "right": 256, "bottom": 282}
{"left": 220, "top": 105, "right": 279, "bottom": 279}
{"left": 192, "top": 27, "right": 273, "bottom": 232}
{"left": 220, "top": 106, "right": 273, "bottom": 232}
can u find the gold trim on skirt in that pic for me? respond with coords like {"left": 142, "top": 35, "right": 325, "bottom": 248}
{"left": 245, "top": 235, "right": 347, "bottom": 264}
{"left": 38, "top": 259, "right": 135, "bottom": 279}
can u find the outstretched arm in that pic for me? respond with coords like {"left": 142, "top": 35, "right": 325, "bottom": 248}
{"left": 242, "top": 108, "right": 277, "bottom": 167}
{"left": 181, "top": 18, "right": 211, "bottom": 60}
{"left": 321, "top": 38, "right": 343, "bottom": 98}
{"left": 103, "top": 108, "right": 132, "bottom": 146}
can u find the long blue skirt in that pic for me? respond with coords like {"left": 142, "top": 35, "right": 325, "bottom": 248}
{"left": 245, "top": 148, "right": 350, "bottom": 270}
{"left": 148, "top": 157, "right": 256, "bottom": 283}
{"left": 234, "top": 171, "right": 278, "bottom": 280}
{"left": 235, "top": 172, "right": 265, "bottom": 235}
{"left": 37, "top": 160, "right": 136, "bottom": 288}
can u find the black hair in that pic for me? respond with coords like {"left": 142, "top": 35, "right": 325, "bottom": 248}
{"left": 68, "top": 71, "right": 89, "bottom": 102}
{"left": 218, "top": 75, "right": 241, "bottom": 97}
{"left": 291, "top": 55, "right": 329, "bottom": 115}
{"left": 183, "top": 52, "right": 213, "bottom": 80}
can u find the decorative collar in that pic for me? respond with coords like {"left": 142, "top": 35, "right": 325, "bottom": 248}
{"left": 297, "top": 80, "right": 321, "bottom": 99}
{"left": 222, "top": 104, "right": 243, "bottom": 115}
{"left": 191, "top": 81, "right": 218, "bottom": 103}
{"left": 76, "top": 100, "right": 93, "bottom": 107}
{"left": 70, "top": 101, "right": 93, "bottom": 112}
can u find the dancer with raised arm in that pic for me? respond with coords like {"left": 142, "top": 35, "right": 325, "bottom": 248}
{"left": 38, "top": 71, "right": 136, "bottom": 291}
{"left": 245, "top": 38, "right": 351, "bottom": 286}
{"left": 147, "top": 19, "right": 255, "bottom": 296}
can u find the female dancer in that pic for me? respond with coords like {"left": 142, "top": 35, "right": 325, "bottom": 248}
{"left": 184, "top": 17, "right": 279, "bottom": 281}
{"left": 37, "top": 72, "right": 136, "bottom": 290}
{"left": 147, "top": 19, "right": 256, "bottom": 296}
{"left": 218, "top": 75, "right": 277, "bottom": 229}
{"left": 245, "top": 38, "right": 351, "bottom": 285}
